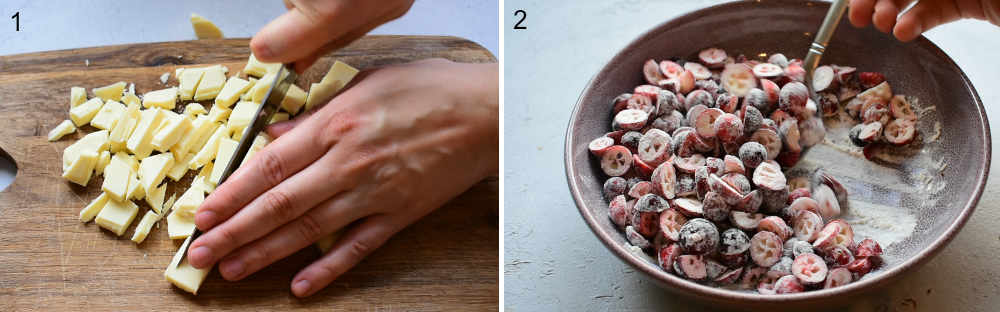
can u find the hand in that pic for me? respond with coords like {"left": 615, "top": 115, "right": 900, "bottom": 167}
{"left": 186, "top": 59, "right": 498, "bottom": 297}
{"left": 251, "top": 0, "right": 416, "bottom": 73}
{"left": 848, "top": 0, "right": 1000, "bottom": 41}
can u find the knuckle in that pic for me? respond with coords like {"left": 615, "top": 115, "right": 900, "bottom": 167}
{"left": 215, "top": 226, "right": 242, "bottom": 248}
{"left": 242, "top": 247, "right": 270, "bottom": 268}
{"left": 348, "top": 238, "right": 374, "bottom": 259}
{"left": 260, "top": 189, "right": 296, "bottom": 221}
{"left": 296, "top": 213, "right": 325, "bottom": 243}
{"left": 318, "top": 110, "right": 357, "bottom": 142}
{"left": 258, "top": 150, "right": 287, "bottom": 187}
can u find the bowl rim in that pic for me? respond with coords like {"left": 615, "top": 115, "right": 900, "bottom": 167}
{"left": 564, "top": 0, "right": 990, "bottom": 304}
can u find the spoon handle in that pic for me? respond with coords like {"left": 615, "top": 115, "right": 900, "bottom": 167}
{"left": 804, "top": 0, "right": 850, "bottom": 91}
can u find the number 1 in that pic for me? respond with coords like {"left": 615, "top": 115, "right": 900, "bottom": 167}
{"left": 11, "top": 12, "right": 18, "bottom": 31}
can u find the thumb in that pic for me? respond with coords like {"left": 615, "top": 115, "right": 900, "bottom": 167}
{"left": 250, "top": 0, "right": 411, "bottom": 66}
{"left": 250, "top": 4, "right": 345, "bottom": 64}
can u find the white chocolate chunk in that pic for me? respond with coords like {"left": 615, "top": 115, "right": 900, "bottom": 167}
{"left": 269, "top": 112, "right": 290, "bottom": 124}
{"left": 122, "top": 92, "right": 141, "bottom": 107}
{"left": 305, "top": 60, "right": 358, "bottom": 111}
{"left": 95, "top": 197, "right": 139, "bottom": 236}
{"left": 62, "top": 150, "right": 98, "bottom": 186}
{"left": 143, "top": 87, "right": 178, "bottom": 109}
{"left": 209, "top": 138, "right": 238, "bottom": 185}
{"left": 174, "top": 185, "right": 205, "bottom": 218}
{"left": 93, "top": 81, "right": 127, "bottom": 102}
{"left": 80, "top": 192, "right": 109, "bottom": 223}
{"left": 183, "top": 103, "right": 207, "bottom": 116}
{"left": 69, "top": 97, "right": 105, "bottom": 126}
{"left": 280, "top": 84, "right": 307, "bottom": 115}
{"left": 163, "top": 193, "right": 177, "bottom": 217}
{"left": 89, "top": 100, "right": 125, "bottom": 130}
{"left": 241, "top": 133, "right": 271, "bottom": 166}
{"left": 109, "top": 103, "right": 140, "bottom": 153}
{"left": 145, "top": 183, "right": 167, "bottom": 215}
{"left": 241, "top": 77, "right": 258, "bottom": 101}
{"left": 207, "top": 104, "right": 231, "bottom": 124}
{"left": 249, "top": 72, "right": 277, "bottom": 103}
{"left": 243, "top": 54, "right": 281, "bottom": 78}
{"left": 189, "top": 126, "right": 227, "bottom": 170}
{"left": 47, "top": 120, "right": 76, "bottom": 141}
{"left": 178, "top": 68, "right": 206, "bottom": 101}
{"left": 214, "top": 76, "right": 251, "bottom": 109}
{"left": 190, "top": 13, "right": 223, "bottom": 39}
{"left": 229, "top": 124, "right": 245, "bottom": 141}
{"left": 126, "top": 168, "right": 145, "bottom": 201}
{"left": 113, "top": 151, "right": 139, "bottom": 172}
{"left": 151, "top": 114, "right": 192, "bottom": 152}
{"left": 126, "top": 108, "right": 166, "bottom": 159}
{"left": 131, "top": 210, "right": 162, "bottom": 244}
{"left": 194, "top": 66, "right": 227, "bottom": 101}
{"left": 166, "top": 153, "right": 193, "bottom": 182}
{"left": 101, "top": 158, "right": 131, "bottom": 201}
{"left": 95, "top": 150, "right": 111, "bottom": 176}
{"left": 62, "top": 130, "right": 109, "bottom": 171}
{"left": 70, "top": 87, "right": 87, "bottom": 107}
{"left": 138, "top": 153, "right": 174, "bottom": 194}
{"left": 164, "top": 236, "right": 211, "bottom": 294}
{"left": 227, "top": 101, "right": 260, "bottom": 133}
{"left": 191, "top": 175, "right": 216, "bottom": 194}
{"left": 174, "top": 116, "right": 218, "bottom": 159}
{"left": 166, "top": 208, "right": 196, "bottom": 240}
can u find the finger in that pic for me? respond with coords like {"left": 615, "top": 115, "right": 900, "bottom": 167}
{"left": 292, "top": 54, "right": 321, "bottom": 74}
{"left": 264, "top": 117, "right": 305, "bottom": 138}
{"left": 872, "top": 0, "right": 903, "bottom": 33}
{"left": 194, "top": 115, "right": 333, "bottom": 232}
{"left": 215, "top": 191, "right": 368, "bottom": 281}
{"left": 849, "top": 0, "right": 877, "bottom": 27}
{"left": 290, "top": 214, "right": 402, "bottom": 297}
{"left": 250, "top": 2, "right": 343, "bottom": 63}
{"left": 290, "top": 19, "right": 379, "bottom": 73}
{"left": 893, "top": 0, "right": 948, "bottom": 41}
{"left": 251, "top": 1, "right": 410, "bottom": 64}
{"left": 251, "top": 1, "right": 374, "bottom": 64}
{"left": 189, "top": 149, "right": 355, "bottom": 269}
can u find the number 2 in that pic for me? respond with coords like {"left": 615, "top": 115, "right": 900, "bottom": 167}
{"left": 11, "top": 12, "right": 18, "bottom": 31}
{"left": 513, "top": 10, "right": 526, "bottom": 30}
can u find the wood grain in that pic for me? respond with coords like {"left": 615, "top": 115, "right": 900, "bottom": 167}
{"left": 0, "top": 36, "right": 498, "bottom": 311}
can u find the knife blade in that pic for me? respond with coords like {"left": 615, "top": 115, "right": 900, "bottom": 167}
{"left": 178, "top": 64, "right": 298, "bottom": 265}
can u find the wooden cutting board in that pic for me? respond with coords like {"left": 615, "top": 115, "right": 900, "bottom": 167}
{"left": 0, "top": 36, "right": 498, "bottom": 311}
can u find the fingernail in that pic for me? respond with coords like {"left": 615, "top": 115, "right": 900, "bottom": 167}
{"left": 196, "top": 211, "right": 216, "bottom": 229}
{"left": 222, "top": 260, "right": 245, "bottom": 279}
{"left": 293, "top": 279, "right": 311, "bottom": 296}
{"left": 190, "top": 246, "right": 213, "bottom": 267}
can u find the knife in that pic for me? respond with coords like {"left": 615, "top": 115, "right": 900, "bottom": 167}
{"left": 178, "top": 64, "right": 298, "bottom": 265}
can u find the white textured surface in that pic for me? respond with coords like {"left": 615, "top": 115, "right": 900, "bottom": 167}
{"left": 0, "top": 0, "right": 497, "bottom": 191}
{"left": 504, "top": 0, "right": 1000, "bottom": 311}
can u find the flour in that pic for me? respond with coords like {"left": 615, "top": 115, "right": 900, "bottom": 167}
{"left": 841, "top": 200, "right": 917, "bottom": 250}
{"left": 794, "top": 93, "right": 946, "bottom": 265}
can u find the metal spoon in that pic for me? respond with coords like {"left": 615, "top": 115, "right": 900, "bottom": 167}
{"left": 800, "top": 0, "right": 849, "bottom": 156}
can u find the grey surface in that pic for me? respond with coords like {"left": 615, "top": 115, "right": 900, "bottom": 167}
{"left": 0, "top": 0, "right": 497, "bottom": 192}
{"left": 504, "top": 0, "right": 1000, "bottom": 311}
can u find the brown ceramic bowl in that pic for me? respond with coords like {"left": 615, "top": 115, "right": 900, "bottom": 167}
{"left": 565, "top": 0, "right": 989, "bottom": 309}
